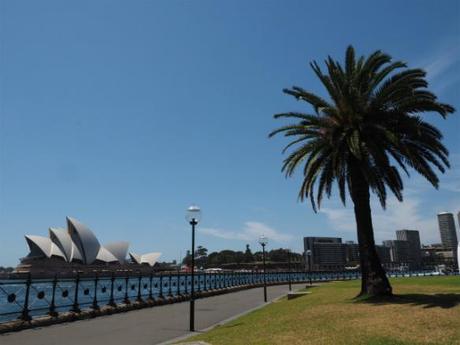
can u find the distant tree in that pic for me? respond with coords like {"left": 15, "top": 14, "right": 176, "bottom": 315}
{"left": 219, "top": 250, "right": 237, "bottom": 264}
{"left": 244, "top": 244, "right": 254, "bottom": 263}
{"left": 182, "top": 247, "right": 208, "bottom": 267}
{"left": 253, "top": 251, "right": 264, "bottom": 262}
{"left": 182, "top": 250, "right": 191, "bottom": 266}
{"left": 269, "top": 248, "right": 290, "bottom": 262}
{"left": 195, "top": 246, "right": 208, "bottom": 267}
{"left": 207, "top": 251, "right": 221, "bottom": 267}
{"left": 234, "top": 251, "right": 245, "bottom": 264}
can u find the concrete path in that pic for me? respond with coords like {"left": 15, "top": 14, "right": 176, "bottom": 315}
{"left": 1, "top": 283, "right": 304, "bottom": 345}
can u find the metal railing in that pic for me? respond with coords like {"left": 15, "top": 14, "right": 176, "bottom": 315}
{"left": 0, "top": 269, "right": 455, "bottom": 324}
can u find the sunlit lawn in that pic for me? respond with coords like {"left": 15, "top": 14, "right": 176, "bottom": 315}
{"left": 184, "top": 276, "right": 460, "bottom": 345}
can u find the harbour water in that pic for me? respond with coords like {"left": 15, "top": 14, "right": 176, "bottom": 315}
{"left": 0, "top": 270, "right": 445, "bottom": 324}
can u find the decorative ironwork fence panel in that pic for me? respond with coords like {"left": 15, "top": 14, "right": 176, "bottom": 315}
{"left": 0, "top": 270, "right": 455, "bottom": 324}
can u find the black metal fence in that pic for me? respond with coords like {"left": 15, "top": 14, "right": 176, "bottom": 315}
{"left": 0, "top": 270, "right": 455, "bottom": 324}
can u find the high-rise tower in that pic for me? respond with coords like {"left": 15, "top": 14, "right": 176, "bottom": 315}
{"left": 396, "top": 229, "right": 421, "bottom": 268}
{"left": 437, "top": 212, "right": 458, "bottom": 250}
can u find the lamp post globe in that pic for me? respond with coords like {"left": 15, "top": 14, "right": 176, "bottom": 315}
{"left": 186, "top": 204, "right": 201, "bottom": 332}
{"left": 258, "top": 235, "right": 268, "bottom": 247}
{"left": 186, "top": 205, "right": 201, "bottom": 225}
{"left": 259, "top": 235, "right": 268, "bottom": 302}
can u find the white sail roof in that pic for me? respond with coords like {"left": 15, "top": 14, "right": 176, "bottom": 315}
{"left": 49, "top": 227, "right": 73, "bottom": 262}
{"left": 70, "top": 242, "right": 83, "bottom": 262}
{"left": 104, "top": 241, "right": 129, "bottom": 264}
{"left": 25, "top": 235, "right": 52, "bottom": 258}
{"left": 96, "top": 246, "right": 119, "bottom": 263}
{"left": 140, "top": 252, "right": 162, "bottom": 267}
{"left": 25, "top": 235, "right": 65, "bottom": 260}
{"left": 129, "top": 252, "right": 142, "bottom": 264}
{"left": 129, "top": 252, "right": 161, "bottom": 266}
{"left": 67, "top": 216, "right": 101, "bottom": 264}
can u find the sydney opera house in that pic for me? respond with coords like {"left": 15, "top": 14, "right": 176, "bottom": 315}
{"left": 16, "top": 216, "right": 161, "bottom": 273}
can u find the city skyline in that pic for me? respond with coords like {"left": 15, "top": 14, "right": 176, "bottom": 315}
{"left": 6, "top": 211, "right": 460, "bottom": 269}
{"left": 1, "top": 1, "right": 459, "bottom": 266}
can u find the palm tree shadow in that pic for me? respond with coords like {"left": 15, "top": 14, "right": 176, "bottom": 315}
{"left": 358, "top": 293, "right": 460, "bottom": 309}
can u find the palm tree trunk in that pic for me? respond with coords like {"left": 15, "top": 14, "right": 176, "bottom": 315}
{"left": 350, "top": 163, "right": 392, "bottom": 297}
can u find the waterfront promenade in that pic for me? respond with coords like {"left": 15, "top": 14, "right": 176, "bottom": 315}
{"left": 0, "top": 283, "right": 301, "bottom": 345}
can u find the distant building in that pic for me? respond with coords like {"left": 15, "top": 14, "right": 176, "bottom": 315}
{"left": 458, "top": 211, "right": 460, "bottom": 229}
{"left": 375, "top": 245, "right": 391, "bottom": 265}
{"left": 303, "top": 237, "right": 346, "bottom": 271}
{"left": 16, "top": 216, "right": 161, "bottom": 274}
{"left": 320, "top": 237, "right": 391, "bottom": 270}
{"left": 344, "top": 241, "right": 360, "bottom": 264}
{"left": 383, "top": 240, "right": 410, "bottom": 266}
{"left": 396, "top": 229, "right": 422, "bottom": 269}
{"left": 437, "top": 212, "right": 458, "bottom": 250}
{"left": 421, "top": 245, "right": 457, "bottom": 268}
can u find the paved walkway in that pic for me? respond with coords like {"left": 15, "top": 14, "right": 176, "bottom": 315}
{"left": 1, "top": 283, "right": 304, "bottom": 345}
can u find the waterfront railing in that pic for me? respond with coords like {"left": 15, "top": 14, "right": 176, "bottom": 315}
{"left": 0, "top": 270, "right": 456, "bottom": 324}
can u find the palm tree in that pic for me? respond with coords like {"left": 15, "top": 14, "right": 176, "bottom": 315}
{"left": 269, "top": 46, "right": 455, "bottom": 297}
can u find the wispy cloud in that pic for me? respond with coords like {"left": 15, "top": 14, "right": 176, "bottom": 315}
{"left": 199, "top": 221, "right": 293, "bottom": 243}
{"left": 440, "top": 153, "right": 460, "bottom": 193}
{"left": 423, "top": 47, "right": 459, "bottom": 80}
{"left": 418, "top": 43, "right": 460, "bottom": 94}
{"left": 320, "top": 195, "right": 444, "bottom": 246}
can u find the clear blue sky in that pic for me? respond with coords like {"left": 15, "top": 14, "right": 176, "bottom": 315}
{"left": 1, "top": 0, "right": 459, "bottom": 266}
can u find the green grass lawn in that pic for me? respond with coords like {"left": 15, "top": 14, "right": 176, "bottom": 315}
{"left": 184, "top": 276, "right": 460, "bottom": 345}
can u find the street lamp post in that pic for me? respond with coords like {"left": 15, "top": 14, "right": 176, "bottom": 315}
{"left": 287, "top": 249, "right": 292, "bottom": 291}
{"left": 259, "top": 235, "right": 268, "bottom": 302}
{"left": 306, "top": 249, "right": 312, "bottom": 285}
{"left": 186, "top": 205, "right": 201, "bottom": 332}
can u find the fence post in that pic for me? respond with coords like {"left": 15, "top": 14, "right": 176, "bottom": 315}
{"left": 92, "top": 272, "right": 99, "bottom": 310}
{"left": 108, "top": 272, "right": 116, "bottom": 306}
{"left": 49, "top": 274, "right": 58, "bottom": 316}
{"left": 137, "top": 271, "right": 142, "bottom": 302}
{"left": 159, "top": 273, "right": 164, "bottom": 298}
{"left": 148, "top": 271, "right": 154, "bottom": 301}
{"left": 20, "top": 273, "right": 32, "bottom": 321}
{"left": 124, "top": 273, "right": 130, "bottom": 304}
{"left": 185, "top": 272, "right": 188, "bottom": 295}
{"left": 71, "top": 272, "right": 80, "bottom": 313}
{"left": 177, "top": 270, "right": 181, "bottom": 296}
{"left": 168, "top": 273, "right": 173, "bottom": 297}
{"left": 204, "top": 271, "right": 207, "bottom": 291}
